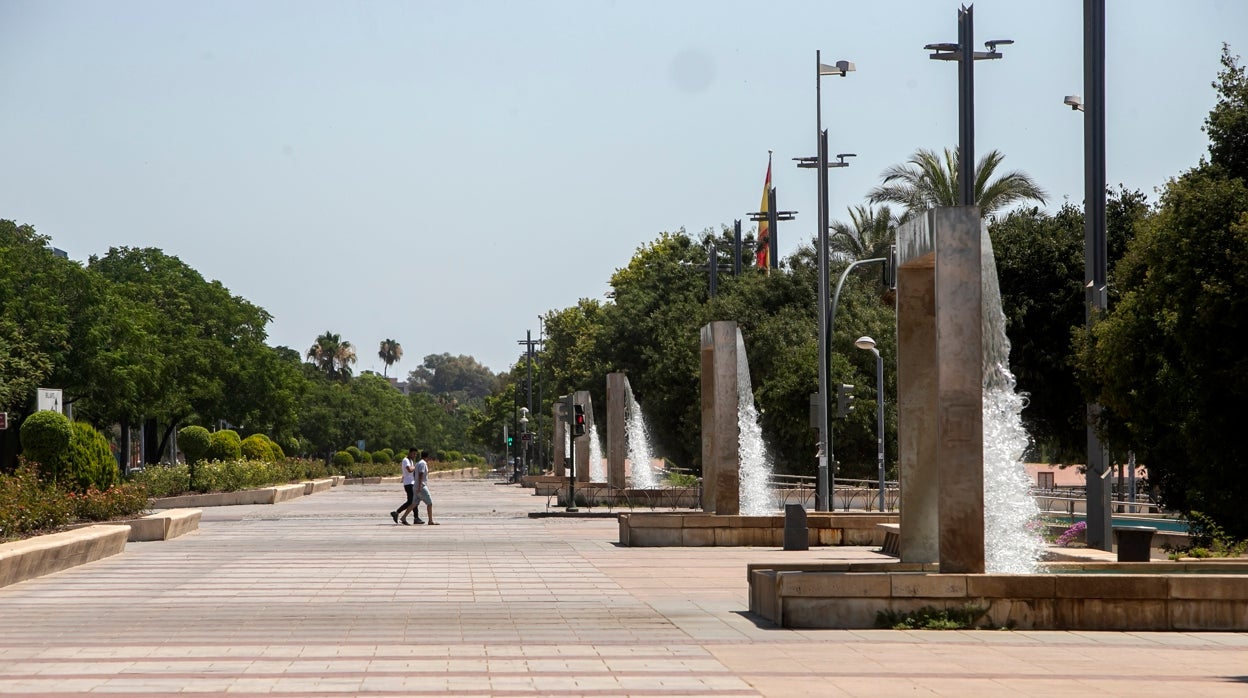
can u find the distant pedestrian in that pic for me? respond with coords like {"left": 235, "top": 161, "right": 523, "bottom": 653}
{"left": 412, "top": 449, "right": 438, "bottom": 525}
{"left": 389, "top": 448, "right": 424, "bottom": 525}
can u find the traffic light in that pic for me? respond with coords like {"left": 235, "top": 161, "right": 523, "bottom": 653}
{"left": 572, "top": 404, "right": 586, "bottom": 437}
{"left": 507, "top": 434, "right": 514, "bottom": 447}
{"left": 836, "top": 383, "right": 856, "bottom": 418}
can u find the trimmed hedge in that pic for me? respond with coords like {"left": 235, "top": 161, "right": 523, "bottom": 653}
{"left": 178, "top": 425, "right": 212, "bottom": 464}
{"left": 19, "top": 410, "right": 73, "bottom": 481}
{"left": 207, "top": 430, "right": 242, "bottom": 461}
{"left": 66, "top": 421, "right": 120, "bottom": 492}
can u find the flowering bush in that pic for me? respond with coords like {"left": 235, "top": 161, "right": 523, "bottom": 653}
{"left": 1056, "top": 521, "right": 1087, "bottom": 547}
{"left": 0, "top": 459, "right": 148, "bottom": 543}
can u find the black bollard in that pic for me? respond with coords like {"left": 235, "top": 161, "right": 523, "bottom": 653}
{"left": 784, "top": 504, "right": 809, "bottom": 551}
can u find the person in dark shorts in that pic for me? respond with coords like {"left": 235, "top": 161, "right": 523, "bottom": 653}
{"left": 389, "top": 448, "right": 424, "bottom": 525}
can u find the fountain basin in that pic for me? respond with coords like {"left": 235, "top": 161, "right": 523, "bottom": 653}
{"left": 748, "top": 559, "right": 1248, "bottom": 630}
{"left": 619, "top": 512, "right": 898, "bottom": 547}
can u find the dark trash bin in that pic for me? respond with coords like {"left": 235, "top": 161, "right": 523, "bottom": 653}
{"left": 784, "top": 504, "right": 809, "bottom": 551}
{"left": 1113, "top": 526, "right": 1157, "bottom": 562}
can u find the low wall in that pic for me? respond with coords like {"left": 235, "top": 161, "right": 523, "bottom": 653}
{"left": 0, "top": 525, "right": 130, "bottom": 589}
{"left": 749, "top": 562, "right": 1248, "bottom": 631}
{"left": 149, "top": 482, "right": 323, "bottom": 509}
{"left": 619, "top": 512, "right": 898, "bottom": 547}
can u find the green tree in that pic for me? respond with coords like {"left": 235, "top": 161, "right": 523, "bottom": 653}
{"left": 406, "top": 353, "right": 499, "bottom": 399}
{"left": 378, "top": 339, "right": 403, "bottom": 378}
{"left": 829, "top": 205, "right": 899, "bottom": 262}
{"left": 306, "top": 331, "right": 357, "bottom": 381}
{"left": 1205, "top": 44, "right": 1248, "bottom": 181}
{"left": 989, "top": 189, "right": 1150, "bottom": 462}
{"left": 1076, "top": 167, "right": 1248, "bottom": 537}
{"left": 867, "top": 147, "right": 1047, "bottom": 219}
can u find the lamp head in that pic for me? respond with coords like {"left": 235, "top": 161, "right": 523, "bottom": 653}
{"left": 1064, "top": 94, "right": 1084, "bottom": 111}
{"left": 854, "top": 336, "right": 877, "bottom": 351}
{"left": 819, "top": 60, "right": 856, "bottom": 77}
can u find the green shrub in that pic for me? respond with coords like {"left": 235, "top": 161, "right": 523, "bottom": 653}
{"left": 376, "top": 448, "right": 394, "bottom": 464}
{"left": 358, "top": 451, "right": 373, "bottom": 463}
{"left": 20, "top": 410, "right": 73, "bottom": 481}
{"left": 207, "top": 430, "right": 242, "bottom": 461}
{"left": 332, "top": 450, "right": 354, "bottom": 467}
{"left": 66, "top": 422, "right": 120, "bottom": 492}
{"left": 127, "top": 464, "right": 191, "bottom": 498}
{"left": 874, "top": 604, "right": 991, "bottom": 630}
{"left": 67, "top": 482, "right": 148, "bottom": 521}
{"left": 178, "top": 425, "right": 212, "bottom": 464}
{"left": 240, "top": 434, "right": 276, "bottom": 462}
{"left": 269, "top": 439, "right": 286, "bottom": 461}
{"left": 344, "top": 445, "right": 361, "bottom": 461}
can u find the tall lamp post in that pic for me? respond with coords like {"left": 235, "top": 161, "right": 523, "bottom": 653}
{"left": 925, "top": 5, "right": 1011, "bottom": 206}
{"left": 1064, "top": 0, "right": 1112, "bottom": 551}
{"left": 518, "top": 408, "right": 529, "bottom": 482}
{"left": 855, "top": 336, "right": 887, "bottom": 511}
{"left": 794, "top": 49, "right": 854, "bottom": 512}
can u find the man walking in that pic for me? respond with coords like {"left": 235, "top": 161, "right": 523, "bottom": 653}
{"left": 390, "top": 448, "right": 424, "bottom": 525}
{"left": 412, "top": 449, "right": 438, "bottom": 525}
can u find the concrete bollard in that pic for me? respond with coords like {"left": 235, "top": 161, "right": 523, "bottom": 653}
{"left": 783, "top": 504, "right": 809, "bottom": 551}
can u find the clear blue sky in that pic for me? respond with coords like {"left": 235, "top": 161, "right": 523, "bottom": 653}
{"left": 3, "top": 0, "right": 1245, "bottom": 375}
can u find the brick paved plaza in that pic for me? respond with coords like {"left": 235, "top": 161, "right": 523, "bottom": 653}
{"left": 0, "top": 477, "right": 1245, "bottom": 696}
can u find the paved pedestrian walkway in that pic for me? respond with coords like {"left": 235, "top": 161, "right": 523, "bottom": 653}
{"left": 0, "top": 477, "right": 1245, "bottom": 696}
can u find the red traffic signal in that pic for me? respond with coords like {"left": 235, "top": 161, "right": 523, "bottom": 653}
{"left": 572, "top": 404, "right": 586, "bottom": 436}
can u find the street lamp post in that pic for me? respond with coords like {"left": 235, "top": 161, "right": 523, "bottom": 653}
{"left": 926, "top": 5, "right": 1011, "bottom": 206}
{"left": 855, "top": 336, "right": 886, "bottom": 512}
{"left": 793, "top": 49, "right": 854, "bottom": 512}
{"left": 1064, "top": 0, "right": 1112, "bottom": 551}
{"left": 519, "top": 409, "right": 529, "bottom": 482}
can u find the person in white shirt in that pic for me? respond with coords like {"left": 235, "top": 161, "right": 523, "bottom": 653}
{"left": 389, "top": 448, "right": 423, "bottom": 525}
{"left": 412, "top": 449, "right": 437, "bottom": 525}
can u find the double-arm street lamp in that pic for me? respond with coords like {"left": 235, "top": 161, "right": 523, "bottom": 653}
{"left": 925, "top": 5, "right": 1011, "bottom": 206}
{"left": 795, "top": 50, "right": 855, "bottom": 512}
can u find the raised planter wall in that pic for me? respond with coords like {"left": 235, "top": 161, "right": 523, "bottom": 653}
{"left": 749, "top": 563, "right": 1248, "bottom": 631}
{"left": 0, "top": 525, "right": 130, "bottom": 589}
{"left": 619, "top": 512, "right": 898, "bottom": 547}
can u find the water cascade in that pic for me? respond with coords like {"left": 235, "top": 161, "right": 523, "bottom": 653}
{"left": 588, "top": 423, "right": 606, "bottom": 483}
{"left": 625, "top": 388, "right": 659, "bottom": 489}
{"left": 736, "top": 330, "right": 774, "bottom": 515}
{"left": 982, "top": 233, "right": 1045, "bottom": 574}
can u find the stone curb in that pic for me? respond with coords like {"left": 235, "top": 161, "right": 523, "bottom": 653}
{"left": 0, "top": 525, "right": 130, "bottom": 589}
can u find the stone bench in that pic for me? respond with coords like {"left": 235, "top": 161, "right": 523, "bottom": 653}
{"left": 878, "top": 523, "right": 901, "bottom": 557}
{"left": 118, "top": 509, "right": 202, "bottom": 542}
{"left": 0, "top": 525, "right": 130, "bottom": 589}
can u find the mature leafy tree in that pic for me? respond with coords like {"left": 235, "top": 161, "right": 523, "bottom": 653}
{"left": 87, "top": 247, "right": 273, "bottom": 461}
{"left": 1076, "top": 48, "right": 1248, "bottom": 536}
{"left": 867, "top": 147, "right": 1047, "bottom": 219}
{"left": 989, "top": 189, "right": 1150, "bottom": 462}
{"left": 378, "top": 338, "right": 403, "bottom": 378}
{"left": 406, "top": 353, "right": 499, "bottom": 400}
{"left": 1205, "top": 44, "right": 1248, "bottom": 181}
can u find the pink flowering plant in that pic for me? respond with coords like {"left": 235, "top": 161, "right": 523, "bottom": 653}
{"left": 1055, "top": 521, "right": 1087, "bottom": 547}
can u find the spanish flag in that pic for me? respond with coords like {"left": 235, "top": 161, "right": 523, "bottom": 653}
{"left": 755, "top": 151, "right": 772, "bottom": 270}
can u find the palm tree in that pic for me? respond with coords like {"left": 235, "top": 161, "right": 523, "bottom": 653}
{"left": 867, "top": 147, "right": 1047, "bottom": 219}
{"left": 307, "top": 331, "right": 356, "bottom": 381}
{"left": 378, "top": 339, "right": 403, "bottom": 378}
{"left": 829, "top": 204, "right": 899, "bottom": 263}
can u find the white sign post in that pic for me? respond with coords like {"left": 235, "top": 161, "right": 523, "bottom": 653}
{"left": 37, "top": 388, "right": 64, "bottom": 414}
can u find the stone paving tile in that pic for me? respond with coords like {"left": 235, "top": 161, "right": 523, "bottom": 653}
{"left": 1, "top": 478, "right": 1245, "bottom": 697}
